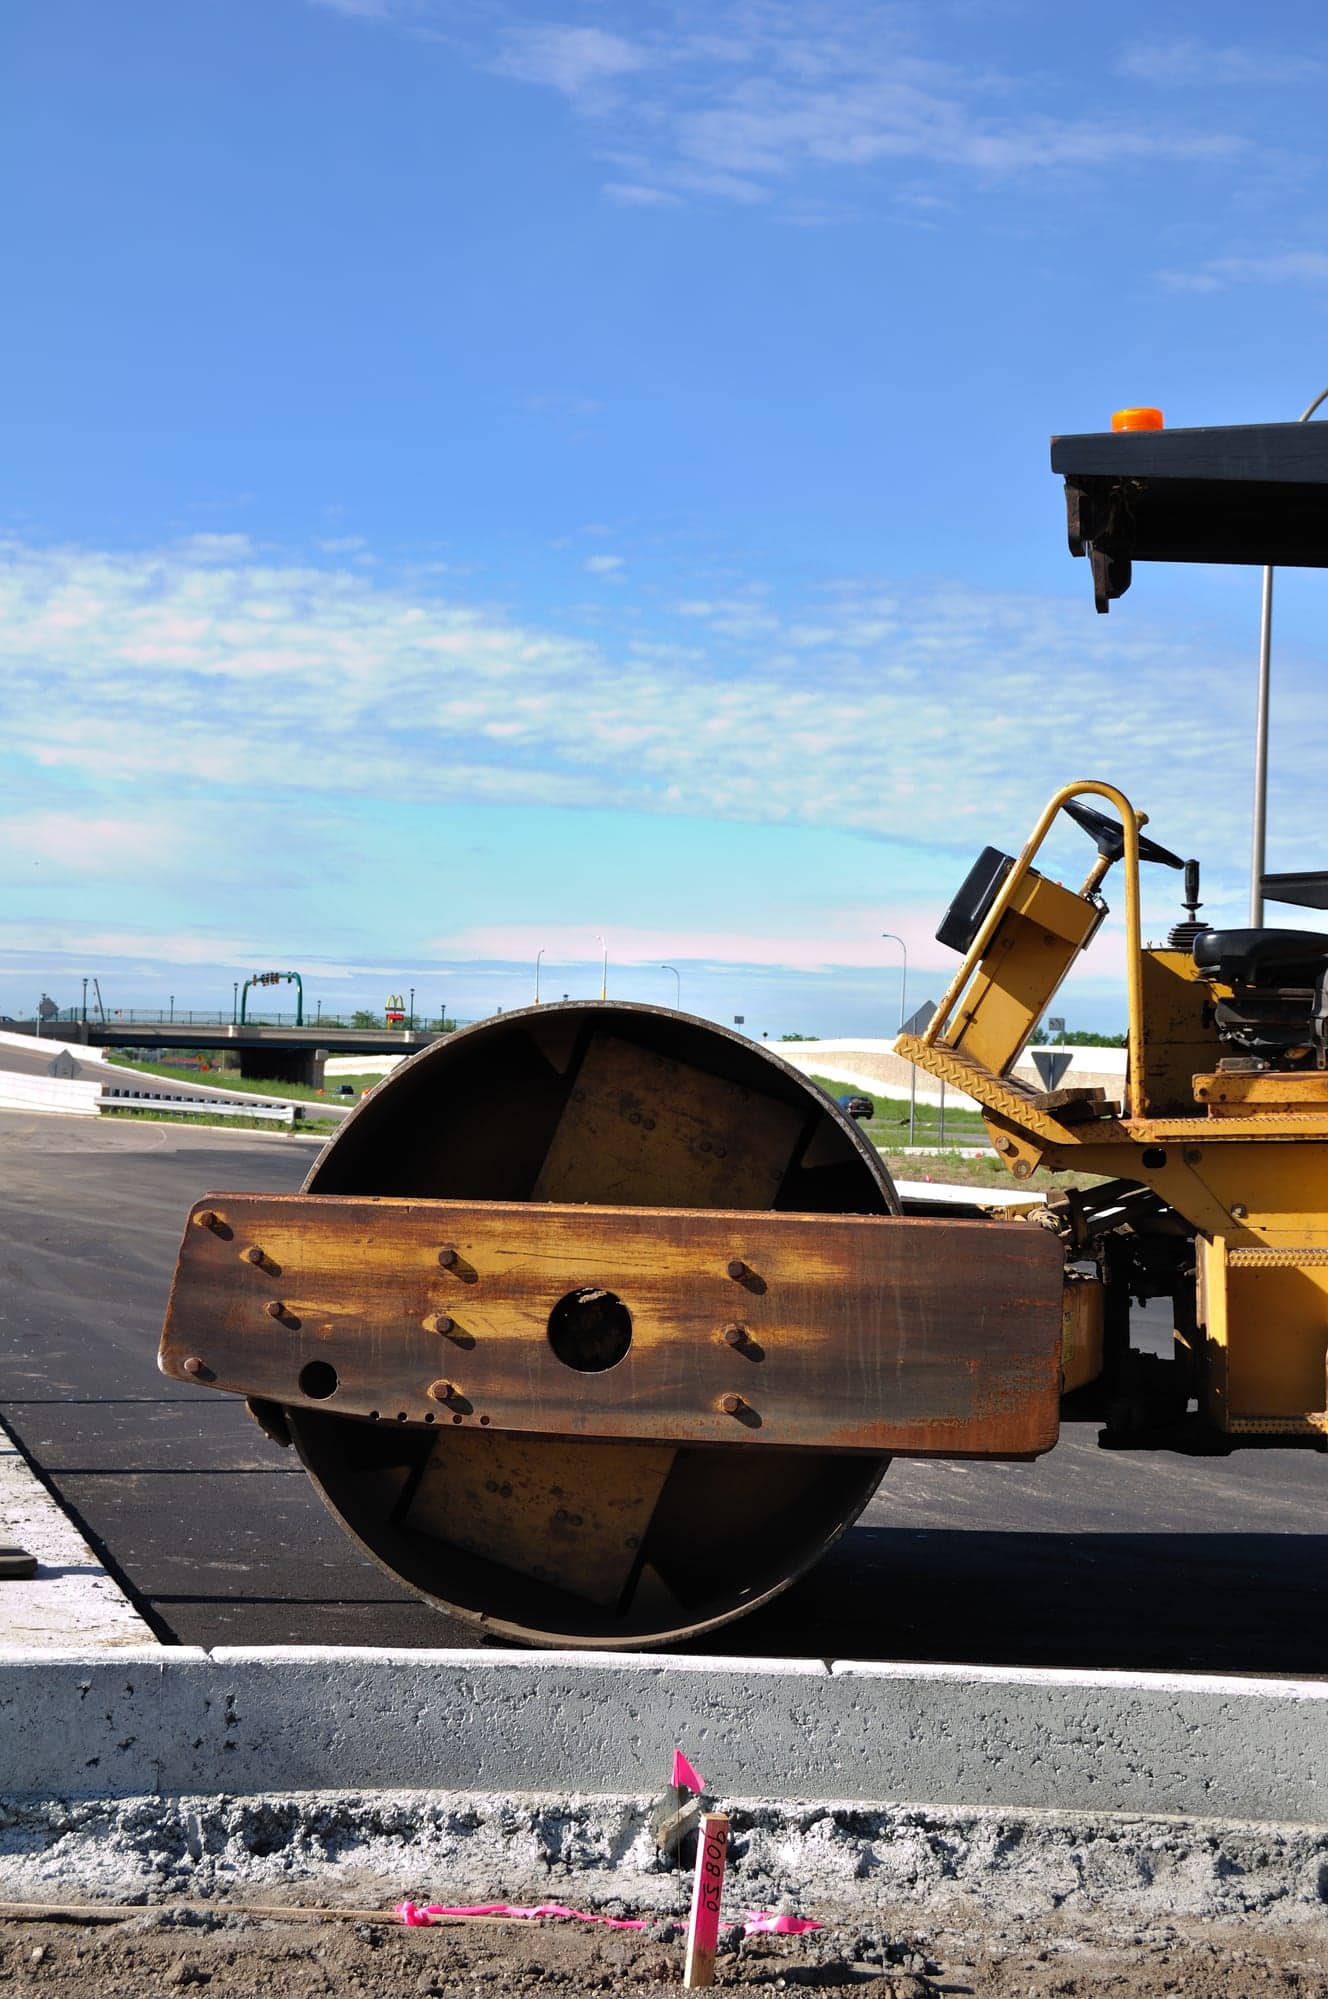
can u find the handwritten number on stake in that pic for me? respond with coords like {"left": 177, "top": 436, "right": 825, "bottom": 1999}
{"left": 683, "top": 1813, "right": 730, "bottom": 1989}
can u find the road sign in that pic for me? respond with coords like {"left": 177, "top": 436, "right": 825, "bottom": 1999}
{"left": 1031, "top": 1049, "right": 1073, "bottom": 1091}
{"left": 901, "top": 1001, "right": 937, "bottom": 1037}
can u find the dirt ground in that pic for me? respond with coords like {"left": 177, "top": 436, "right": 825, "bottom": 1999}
{"left": 1, "top": 1908, "right": 1324, "bottom": 1997}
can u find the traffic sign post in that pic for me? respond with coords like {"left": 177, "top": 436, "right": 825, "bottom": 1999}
{"left": 1031, "top": 1048, "right": 1074, "bottom": 1092}
{"left": 899, "top": 999, "right": 937, "bottom": 1148}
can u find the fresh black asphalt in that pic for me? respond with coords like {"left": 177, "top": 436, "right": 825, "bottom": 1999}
{"left": 1, "top": 1108, "right": 1326, "bottom": 1670}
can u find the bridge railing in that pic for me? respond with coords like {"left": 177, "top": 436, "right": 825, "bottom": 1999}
{"left": 21, "top": 1010, "right": 455, "bottom": 1031}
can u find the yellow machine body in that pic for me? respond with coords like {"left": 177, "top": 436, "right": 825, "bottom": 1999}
{"left": 899, "top": 778, "right": 1328, "bottom": 1443}
{"left": 947, "top": 869, "right": 1103, "bottom": 1078}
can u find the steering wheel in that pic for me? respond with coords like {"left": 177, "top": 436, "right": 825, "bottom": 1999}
{"left": 1063, "top": 798, "right": 1184, "bottom": 870}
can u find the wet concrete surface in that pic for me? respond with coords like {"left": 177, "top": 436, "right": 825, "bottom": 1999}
{"left": 1, "top": 1107, "right": 1326, "bottom": 1669}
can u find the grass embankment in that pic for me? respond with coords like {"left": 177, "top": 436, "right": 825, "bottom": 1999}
{"left": 807, "top": 1073, "right": 987, "bottom": 1150}
{"left": 811, "top": 1072, "right": 1105, "bottom": 1193}
{"left": 879, "top": 1150, "right": 1105, "bottom": 1193}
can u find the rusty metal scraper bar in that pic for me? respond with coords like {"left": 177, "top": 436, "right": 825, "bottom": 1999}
{"left": 161, "top": 1196, "right": 1063, "bottom": 1457}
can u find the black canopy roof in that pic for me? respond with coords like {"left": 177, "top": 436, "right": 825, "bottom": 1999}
{"left": 1050, "top": 421, "right": 1328, "bottom": 610}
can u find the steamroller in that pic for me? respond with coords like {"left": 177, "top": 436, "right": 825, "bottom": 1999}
{"left": 160, "top": 409, "right": 1328, "bottom": 1647}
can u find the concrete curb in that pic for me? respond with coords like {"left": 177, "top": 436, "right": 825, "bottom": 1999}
{"left": 2, "top": 1647, "right": 1327, "bottom": 1827}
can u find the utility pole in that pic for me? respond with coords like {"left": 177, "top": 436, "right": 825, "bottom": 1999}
{"left": 1250, "top": 383, "right": 1328, "bottom": 922}
{"left": 881, "top": 932, "right": 915, "bottom": 1146}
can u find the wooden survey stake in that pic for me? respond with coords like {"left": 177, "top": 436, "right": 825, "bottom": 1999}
{"left": 683, "top": 1812, "right": 729, "bottom": 1988}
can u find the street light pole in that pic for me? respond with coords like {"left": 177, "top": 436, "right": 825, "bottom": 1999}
{"left": 661, "top": 963, "right": 681, "bottom": 1009}
{"left": 409, "top": 987, "right": 415, "bottom": 1031}
{"left": 1250, "top": 383, "right": 1328, "bottom": 923}
{"left": 881, "top": 931, "right": 915, "bottom": 1146}
{"left": 597, "top": 935, "right": 608, "bottom": 1002}
{"left": 534, "top": 948, "right": 545, "bottom": 1005}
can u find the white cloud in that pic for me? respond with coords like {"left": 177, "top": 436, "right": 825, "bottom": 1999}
{"left": 1159, "top": 249, "right": 1328, "bottom": 293}
{"left": 523, "top": 391, "right": 606, "bottom": 419}
{"left": 604, "top": 182, "right": 683, "bottom": 208}
{"left": 309, "top": 0, "right": 397, "bottom": 18}
{"left": 0, "top": 531, "right": 1305, "bottom": 900}
{"left": 306, "top": 2, "right": 1241, "bottom": 209}
{"left": 445, "top": 915, "right": 939, "bottom": 973}
{"left": 484, "top": 3, "right": 1237, "bottom": 206}
{"left": 176, "top": 531, "right": 255, "bottom": 561}
{"left": 584, "top": 553, "right": 625, "bottom": 575}
{"left": 0, "top": 811, "right": 169, "bottom": 876}
{"left": 1116, "top": 38, "right": 1321, "bottom": 89}
{"left": 493, "top": 24, "right": 649, "bottom": 98}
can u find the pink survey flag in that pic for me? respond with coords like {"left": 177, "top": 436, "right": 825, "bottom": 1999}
{"left": 672, "top": 1748, "right": 704, "bottom": 1793}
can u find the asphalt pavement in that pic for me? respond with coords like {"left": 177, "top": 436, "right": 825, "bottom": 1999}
{"left": 2, "top": 1107, "right": 1327, "bottom": 1670}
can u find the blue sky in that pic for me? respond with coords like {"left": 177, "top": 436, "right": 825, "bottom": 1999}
{"left": 2, "top": 0, "right": 1327, "bottom": 1034}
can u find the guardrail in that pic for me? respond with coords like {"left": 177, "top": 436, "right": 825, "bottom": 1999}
{"left": 100, "top": 1088, "right": 298, "bottom": 1127}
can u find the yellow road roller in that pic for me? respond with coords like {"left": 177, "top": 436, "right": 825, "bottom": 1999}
{"left": 160, "top": 412, "right": 1328, "bottom": 1647}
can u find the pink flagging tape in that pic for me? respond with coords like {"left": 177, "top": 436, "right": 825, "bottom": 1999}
{"left": 397, "top": 1901, "right": 646, "bottom": 1931}
{"left": 672, "top": 1747, "right": 705, "bottom": 1793}
{"left": 397, "top": 1898, "right": 821, "bottom": 1939}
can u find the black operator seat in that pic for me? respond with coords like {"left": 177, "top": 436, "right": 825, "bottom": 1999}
{"left": 1192, "top": 928, "right": 1328, "bottom": 1067}
{"left": 1192, "top": 929, "right": 1328, "bottom": 986}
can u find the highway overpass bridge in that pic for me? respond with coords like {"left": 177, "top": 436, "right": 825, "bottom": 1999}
{"left": 0, "top": 1017, "right": 442, "bottom": 1086}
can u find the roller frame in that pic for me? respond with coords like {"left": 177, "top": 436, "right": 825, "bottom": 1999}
{"left": 162, "top": 1193, "right": 1064, "bottom": 1459}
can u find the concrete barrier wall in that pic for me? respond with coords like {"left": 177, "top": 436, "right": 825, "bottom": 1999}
{"left": 774, "top": 1039, "right": 1127, "bottom": 1111}
{"left": 0, "top": 1070, "right": 103, "bottom": 1116}
{"left": 324, "top": 1055, "right": 403, "bottom": 1077}
{"left": 0, "top": 1029, "right": 111, "bottom": 1063}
